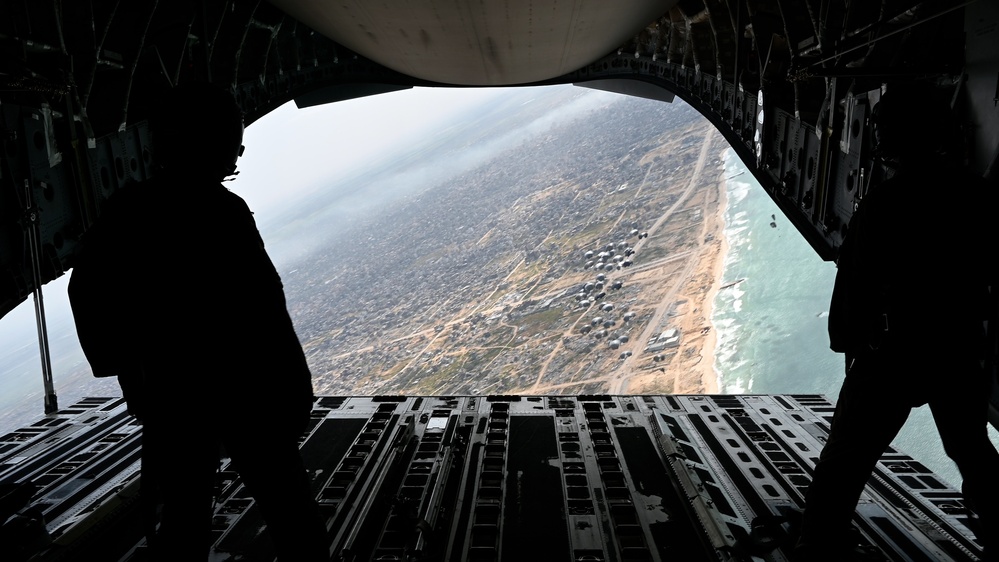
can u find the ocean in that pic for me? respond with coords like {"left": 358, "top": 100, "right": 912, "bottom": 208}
{"left": 712, "top": 147, "right": 985, "bottom": 487}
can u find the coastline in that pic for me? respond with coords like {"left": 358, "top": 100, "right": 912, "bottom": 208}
{"left": 670, "top": 139, "right": 728, "bottom": 395}
{"left": 700, "top": 155, "right": 728, "bottom": 394}
{"left": 626, "top": 134, "right": 729, "bottom": 396}
{"left": 685, "top": 144, "right": 728, "bottom": 395}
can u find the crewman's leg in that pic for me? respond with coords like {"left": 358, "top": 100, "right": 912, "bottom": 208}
{"left": 143, "top": 417, "right": 220, "bottom": 561}
{"left": 224, "top": 427, "right": 329, "bottom": 562}
{"left": 797, "top": 353, "right": 910, "bottom": 557}
{"left": 929, "top": 358, "right": 999, "bottom": 560}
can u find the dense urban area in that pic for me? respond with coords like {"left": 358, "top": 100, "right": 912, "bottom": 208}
{"left": 279, "top": 89, "right": 727, "bottom": 397}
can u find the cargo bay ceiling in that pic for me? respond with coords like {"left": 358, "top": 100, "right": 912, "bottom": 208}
{"left": 0, "top": 0, "right": 997, "bottom": 319}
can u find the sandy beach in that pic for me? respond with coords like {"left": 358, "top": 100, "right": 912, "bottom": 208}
{"left": 699, "top": 168, "right": 727, "bottom": 394}
{"left": 670, "top": 142, "right": 727, "bottom": 395}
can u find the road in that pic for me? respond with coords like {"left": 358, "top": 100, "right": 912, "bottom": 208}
{"left": 607, "top": 130, "right": 716, "bottom": 394}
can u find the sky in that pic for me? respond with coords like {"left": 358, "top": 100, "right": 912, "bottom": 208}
{"left": 230, "top": 87, "right": 511, "bottom": 219}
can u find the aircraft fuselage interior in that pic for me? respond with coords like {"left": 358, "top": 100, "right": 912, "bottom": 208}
{"left": 1, "top": 1, "right": 998, "bottom": 561}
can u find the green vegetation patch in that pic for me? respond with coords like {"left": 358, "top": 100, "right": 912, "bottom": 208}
{"left": 516, "top": 308, "right": 566, "bottom": 338}
{"left": 463, "top": 345, "right": 506, "bottom": 372}
{"left": 483, "top": 325, "right": 516, "bottom": 343}
{"left": 576, "top": 221, "right": 613, "bottom": 244}
{"left": 381, "top": 361, "right": 408, "bottom": 380}
{"left": 412, "top": 356, "right": 466, "bottom": 394}
{"left": 637, "top": 244, "right": 669, "bottom": 263}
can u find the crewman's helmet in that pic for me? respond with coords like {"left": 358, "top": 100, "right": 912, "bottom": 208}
{"left": 150, "top": 82, "right": 245, "bottom": 180}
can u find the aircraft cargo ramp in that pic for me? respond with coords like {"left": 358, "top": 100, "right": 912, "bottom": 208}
{"left": 0, "top": 395, "right": 983, "bottom": 562}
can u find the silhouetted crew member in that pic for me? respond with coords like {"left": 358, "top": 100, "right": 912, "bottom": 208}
{"left": 795, "top": 83, "right": 999, "bottom": 560}
{"left": 69, "top": 82, "right": 328, "bottom": 561}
